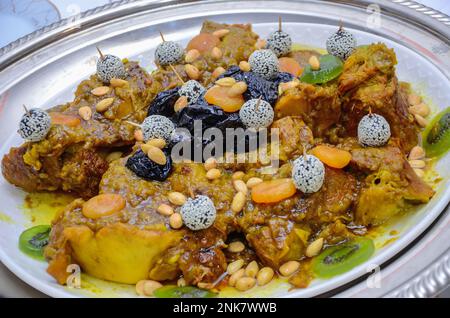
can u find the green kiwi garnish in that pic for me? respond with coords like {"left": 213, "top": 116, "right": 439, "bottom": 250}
{"left": 153, "top": 286, "right": 217, "bottom": 298}
{"left": 423, "top": 107, "right": 450, "bottom": 158}
{"left": 19, "top": 225, "right": 51, "bottom": 260}
{"left": 312, "top": 237, "right": 374, "bottom": 278}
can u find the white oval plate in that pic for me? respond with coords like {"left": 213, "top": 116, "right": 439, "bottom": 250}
{"left": 0, "top": 0, "right": 449, "bottom": 297}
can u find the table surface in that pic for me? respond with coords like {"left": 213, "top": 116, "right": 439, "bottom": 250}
{"left": 0, "top": 0, "right": 449, "bottom": 298}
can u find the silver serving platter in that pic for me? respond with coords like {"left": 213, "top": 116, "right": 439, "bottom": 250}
{"left": 0, "top": 0, "right": 449, "bottom": 298}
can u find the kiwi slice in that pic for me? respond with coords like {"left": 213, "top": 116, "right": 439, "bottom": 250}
{"left": 299, "top": 54, "right": 343, "bottom": 84}
{"left": 423, "top": 107, "right": 450, "bottom": 158}
{"left": 19, "top": 225, "right": 51, "bottom": 260}
{"left": 153, "top": 286, "right": 217, "bottom": 298}
{"left": 312, "top": 237, "right": 375, "bottom": 278}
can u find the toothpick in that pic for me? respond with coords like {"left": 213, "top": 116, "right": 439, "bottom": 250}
{"left": 278, "top": 16, "right": 282, "bottom": 32}
{"left": 159, "top": 30, "right": 166, "bottom": 42}
{"left": 255, "top": 96, "right": 263, "bottom": 111}
{"left": 22, "top": 104, "right": 29, "bottom": 114}
{"left": 368, "top": 106, "right": 372, "bottom": 114}
{"left": 169, "top": 64, "right": 185, "bottom": 84}
{"left": 96, "top": 46, "right": 104, "bottom": 59}
{"left": 124, "top": 120, "right": 141, "bottom": 128}
{"left": 339, "top": 20, "right": 344, "bottom": 32}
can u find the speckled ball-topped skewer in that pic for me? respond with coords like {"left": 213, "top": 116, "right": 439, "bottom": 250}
{"left": 155, "top": 31, "right": 184, "bottom": 66}
{"left": 18, "top": 105, "right": 52, "bottom": 142}
{"left": 266, "top": 16, "right": 292, "bottom": 57}
{"left": 96, "top": 47, "right": 127, "bottom": 83}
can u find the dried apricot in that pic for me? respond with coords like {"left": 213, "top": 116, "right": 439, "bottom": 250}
{"left": 187, "top": 33, "right": 220, "bottom": 53}
{"left": 279, "top": 57, "right": 303, "bottom": 77}
{"left": 82, "top": 193, "right": 126, "bottom": 219}
{"left": 251, "top": 178, "right": 296, "bottom": 203}
{"left": 310, "top": 145, "right": 351, "bottom": 169}
{"left": 204, "top": 85, "right": 245, "bottom": 112}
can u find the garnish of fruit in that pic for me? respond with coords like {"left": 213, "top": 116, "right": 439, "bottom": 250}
{"left": 154, "top": 31, "right": 184, "bottom": 66}
{"left": 18, "top": 106, "right": 51, "bottom": 142}
{"left": 310, "top": 145, "right": 352, "bottom": 169}
{"left": 312, "top": 237, "right": 374, "bottom": 278}
{"left": 292, "top": 153, "right": 325, "bottom": 194}
{"left": 204, "top": 85, "right": 245, "bottom": 112}
{"left": 266, "top": 17, "right": 292, "bottom": 57}
{"left": 278, "top": 57, "right": 302, "bottom": 77}
{"left": 357, "top": 113, "right": 391, "bottom": 147}
{"left": 326, "top": 23, "right": 357, "bottom": 60}
{"left": 154, "top": 285, "right": 217, "bottom": 298}
{"left": 239, "top": 97, "right": 274, "bottom": 129}
{"left": 19, "top": 225, "right": 51, "bottom": 260}
{"left": 299, "top": 54, "right": 343, "bottom": 84}
{"left": 423, "top": 107, "right": 450, "bottom": 157}
{"left": 251, "top": 178, "right": 296, "bottom": 204}
{"left": 126, "top": 148, "right": 173, "bottom": 181}
{"left": 96, "top": 47, "right": 127, "bottom": 84}
{"left": 180, "top": 195, "right": 216, "bottom": 231}
{"left": 248, "top": 49, "right": 280, "bottom": 80}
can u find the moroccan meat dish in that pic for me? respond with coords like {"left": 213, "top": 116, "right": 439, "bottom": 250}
{"left": 2, "top": 20, "right": 448, "bottom": 297}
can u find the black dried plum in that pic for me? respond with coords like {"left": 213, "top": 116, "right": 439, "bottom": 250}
{"left": 125, "top": 149, "right": 172, "bottom": 181}
{"left": 147, "top": 87, "right": 180, "bottom": 118}
{"left": 217, "top": 67, "right": 293, "bottom": 105}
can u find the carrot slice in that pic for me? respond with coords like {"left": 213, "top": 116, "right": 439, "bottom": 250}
{"left": 310, "top": 145, "right": 352, "bottom": 169}
{"left": 279, "top": 57, "right": 303, "bottom": 77}
{"left": 205, "top": 85, "right": 245, "bottom": 112}
{"left": 251, "top": 178, "right": 297, "bottom": 204}
{"left": 82, "top": 193, "right": 126, "bottom": 219}
{"left": 49, "top": 112, "right": 81, "bottom": 127}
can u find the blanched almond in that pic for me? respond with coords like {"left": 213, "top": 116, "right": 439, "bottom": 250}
{"left": 91, "top": 86, "right": 110, "bottom": 96}
{"left": 279, "top": 261, "right": 300, "bottom": 277}
{"left": 147, "top": 145, "right": 167, "bottom": 165}
{"left": 185, "top": 64, "right": 200, "bottom": 80}
{"left": 231, "top": 192, "right": 246, "bottom": 213}
{"left": 110, "top": 78, "right": 129, "bottom": 87}
{"left": 235, "top": 277, "right": 256, "bottom": 291}
{"left": 414, "top": 114, "right": 428, "bottom": 127}
{"left": 232, "top": 171, "right": 245, "bottom": 180}
{"left": 407, "top": 93, "right": 422, "bottom": 106}
{"left": 305, "top": 238, "right": 324, "bottom": 257}
{"left": 216, "top": 77, "right": 236, "bottom": 87}
{"left": 256, "top": 267, "right": 274, "bottom": 286}
{"left": 212, "top": 29, "right": 230, "bottom": 38}
{"left": 239, "top": 61, "right": 251, "bottom": 72}
{"left": 211, "top": 47, "right": 223, "bottom": 59}
{"left": 409, "top": 146, "right": 425, "bottom": 160}
{"left": 409, "top": 103, "right": 430, "bottom": 117}
{"left": 169, "top": 213, "right": 183, "bottom": 229}
{"left": 185, "top": 49, "right": 200, "bottom": 63}
{"left": 212, "top": 66, "right": 226, "bottom": 79}
{"left": 96, "top": 97, "right": 114, "bottom": 112}
{"left": 106, "top": 151, "right": 122, "bottom": 163}
{"left": 78, "top": 106, "right": 92, "bottom": 120}
{"left": 233, "top": 180, "right": 248, "bottom": 195}
{"left": 228, "top": 241, "right": 245, "bottom": 253}
{"left": 174, "top": 96, "right": 188, "bottom": 112}
{"left": 409, "top": 159, "right": 426, "bottom": 169}
{"left": 246, "top": 177, "right": 263, "bottom": 188}
{"left": 228, "top": 268, "right": 245, "bottom": 287}
{"left": 168, "top": 192, "right": 187, "bottom": 206}
{"left": 134, "top": 129, "right": 144, "bottom": 141}
{"left": 147, "top": 138, "right": 166, "bottom": 149}
{"left": 204, "top": 157, "right": 218, "bottom": 171}
{"left": 136, "top": 280, "right": 163, "bottom": 297}
{"left": 309, "top": 55, "right": 320, "bottom": 70}
{"left": 413, "top": 168, "right": 425, "bottom": 178}
{"left": 245, "top": 261, "right": 259, "bottom": 278}
{"left": 206, "top": 168, "right": 221, "bottom": 180}
{"left": 227, "top": 259, "right": 244, "bottom": 274}
{"left": 157, "top": 203, "right": 174, "bottom": 216}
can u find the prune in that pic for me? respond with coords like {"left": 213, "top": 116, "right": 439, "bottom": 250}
{"left": 125, "top": 149, "right": 172, "bottom": 181}
{"left": 147, "top": 87, "right": 180, "bottom": 118}
{"left": 218, "top": 66, "right": 293, "bottom": 105}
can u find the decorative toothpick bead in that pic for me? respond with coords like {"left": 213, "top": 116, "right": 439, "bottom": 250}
{"left": 239, "top": 99, "right": 274, "bottom": 129}
{"left": 96, "top": 54, "right": 127, "bottom": 83}
{"left": 155, "top": 41, "right": 184, "bottom": 66}
{"left": 18, "top": 109, "right": 51, "bottom": 142}
{"left": 141, "top": 115, "right": 175, "bottom": 142}
{"left": 326, "top": 27, "right": 357, "bottom": 60}
{"left": 357, "top": 113, "right": 391, "bottom": 147}
{"left": 178, "top": 80, "right": 206, "bottom": 105}
{"left": 248, "top": 49, "right": 279, "bottom": 80}
{"left": 292, "top": 154, "right": 325, "bottom": 194}
{"left": 180, "top": 195, "right": 216, "bottom": 231}
{"left": 267, "top": 30, "right": 292, "bottom": 57}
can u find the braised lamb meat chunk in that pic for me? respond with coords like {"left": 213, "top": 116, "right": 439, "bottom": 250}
{"left": 339, "top": 43, "right": 418, "bottom": 152}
